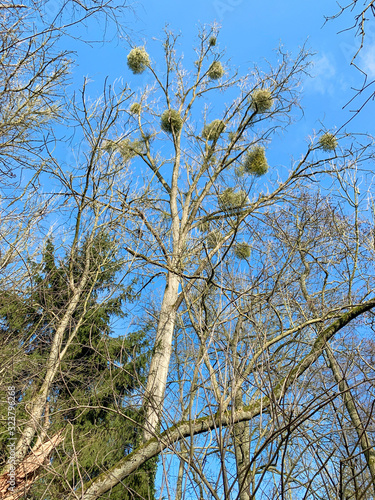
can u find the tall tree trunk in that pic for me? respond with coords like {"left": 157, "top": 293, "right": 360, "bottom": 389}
{"left": 233, "top": 389, "right": 251, "bottom": 500}
{"left": 7, "top": 280, "right": 88, "bottom": 470}
{"left": 326, "top": 344, "right": 375, "bottom": 491}
{"left": 143, "top": 272, "right": 180, "bottom": 441}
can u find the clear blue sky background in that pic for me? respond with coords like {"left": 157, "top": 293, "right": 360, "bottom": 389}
{"left": 60, "top": 0, "right": 374, "bottom": 175}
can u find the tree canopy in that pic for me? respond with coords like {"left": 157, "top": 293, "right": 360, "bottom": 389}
{"left": 0, "top": 3, "right": 375, "bottom": 500}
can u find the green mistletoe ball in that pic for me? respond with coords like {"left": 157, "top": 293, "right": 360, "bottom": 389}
{"left": 127, "top": 47, "right": 150, "bottom": 74}
{"left": 250, "top": 88, "right": 274, "bottom": 113}
{"left": 244, "top": 147, "right": 269, "bottom": 176}
{"left": 318, "top": 133, "right": 338, "bottom": 152}
{"left": 160, "top": 109, "right": 183, "bottom": 134}
{"left": 218, "top": 188, "right": 248, "bottom": 210}
{"left": 202, "top": 119, "right": 226, "bottom": 141}
{"left": 234, "top": 242, "right": 251, "bottom": 259}
{"left": 130, "top": 102, "right": 142, "bottom": 115}
{"left": 207, "top": 61, "right": 225, "bottom": 80}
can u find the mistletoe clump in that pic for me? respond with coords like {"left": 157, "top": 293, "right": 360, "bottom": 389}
{"left": 234, "top": 242, "right": 251, "bottom": 260}
{"left": 102, "top": 138, "right": 143, "bottom": 160}
{"left": 318, "top": 133, "right": 337, "bottom": 152}
{"left": 243, "top": 146, "right": 269, "bottom": 176}
{"left": 130, "top": 102, "right": 142, "bottom": 115}
{"left": 250, "top": 88, "right": 274, "bottom": 113}
{"left": 198, "top": 220, "right": 210, "bottom": 233}
{"left": 207, "top": 61, "right": 225, "bottom": 80}
{"left": 218, "top": 188, "right": 248, "bottom": 211}
{"left": 127, "top": 47, "right": 150, "bottom": 74}
{"left": 101, "top": 139, "right": 116, "bottom": 153}
{"left": 207, "top": 230, "right": 223, "bottom": 249}
{"left": 202, "top": 119, "right": 226, "bottom": 141}
{"left": 118, "top": 138, "right": 145, "bottom": 160}
{"left": 160, "top": 109, "right": 183, "bottom": 134}
{"left": 208, "top": 36, "right": 217, "bottom": 47}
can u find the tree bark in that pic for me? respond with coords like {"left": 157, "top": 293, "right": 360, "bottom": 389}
{"left": 233, "top": 389, "right": 251, "bottom": 500}
{"left": 325, "top": 344, "right": 375, "bottom": 490}
{"left": 0, "top": 431, "right": 64, "bottom": 500}
{"left": 143, "top": 272, "right": 180, "bottom": 441}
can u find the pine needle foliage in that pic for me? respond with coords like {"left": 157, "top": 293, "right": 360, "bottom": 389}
{"left": 0, "top": 236, "right": 156, "bottom": 500}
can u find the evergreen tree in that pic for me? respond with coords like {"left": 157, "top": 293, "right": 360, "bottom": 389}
{"left": 0, "top": 234, "right": 156, "bottom": 499}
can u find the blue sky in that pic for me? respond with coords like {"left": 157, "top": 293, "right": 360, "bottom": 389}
{"left": 60, "top": 0, "right": 374, "bottom": 174}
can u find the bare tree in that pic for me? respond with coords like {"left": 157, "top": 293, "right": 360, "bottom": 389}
{"left": 326, "top": 1, "right": 375, "bottom": 118}
{"left": 0, "top": 1, "right": 135, "bottom": 496}
{"left": 1, "top": 14, "right": 375, "bottom": 500}
{"left": 69, "top": 27, "right": 375, "bottom": 500}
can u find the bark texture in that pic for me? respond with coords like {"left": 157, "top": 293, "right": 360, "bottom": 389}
{"left": 326, "top": 344, "right": 375, "bottom": 489}
{"left": 143, "top": 272, "right": 180, "bottom": 441}
{"left": 0, "top": 431, "right": 64, "bottom": 500}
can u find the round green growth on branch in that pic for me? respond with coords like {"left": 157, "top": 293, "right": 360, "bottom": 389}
{"left": 234, "top": 242, "right": 251, "bottom": 259}
{"left": 160, "top": 109, "right": 183, "bottom": 134}
{"left": 102, "top": 140, "right": 116, "bottom": 153}
{"left": 244, "top": 146, "right": 269, "bottom": 176}
{"left": 218, "top": 188, "right": 248, "bottom": 211}
{"left": 250, "top": 88, "right": 274, "bottom": 113}
{"left": 202, "top": 119, "right": 226, "bottom": 141}
{"left": 118, "top": 138, "right": 144, "bottom": 160}
{"left": 208, "top": 36, "right": 217, "bottom": 47}
{"left": 318, "top": 133, "right": 337, "bottom": 152}
{"left": 127, "top": 47, "right": 150, "bottom": 74}
{"left": 207, "top": 230, "right": 222, "bottom": 249}
{"left": 198, "top": 220, "right": 210, "bottom": 233}
{"left": 207, "top": 61, "right": 224, "bottom": 80}
{"left": 130, "top": 102, "right": 142, "bottom": 115}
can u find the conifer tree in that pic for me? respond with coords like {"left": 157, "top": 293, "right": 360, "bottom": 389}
{"left": 0, "top": 235, "right": 156, "bottom": 499}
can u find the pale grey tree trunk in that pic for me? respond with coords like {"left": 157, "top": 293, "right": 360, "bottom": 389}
{"left": 9, "top": 279, "right": 89, "bottom": 469}
{"left": 231, "top": 317, "right": 251, "bottom": 500}
{"left": 326, "top": 344, "right": 375, "bottom": 490}
{"left": 143, "top": 271, "right": 180, "bottom": 441}
{"left": 233, "top": 389, "right": 251, "bottom": 500}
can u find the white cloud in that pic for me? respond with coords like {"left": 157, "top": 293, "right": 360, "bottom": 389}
{"left": 359, "top": 46, "right": 375, "bottom": 78}
{"left": 304, "top": 53, "right": 337, "bottom": 95}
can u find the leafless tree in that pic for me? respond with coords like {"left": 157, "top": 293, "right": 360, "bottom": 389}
{"left": 69, "top": 27, "right": 375, "bottom": 500}
{"left": 1, "top": 15, "right": 375, "bottom": 500}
